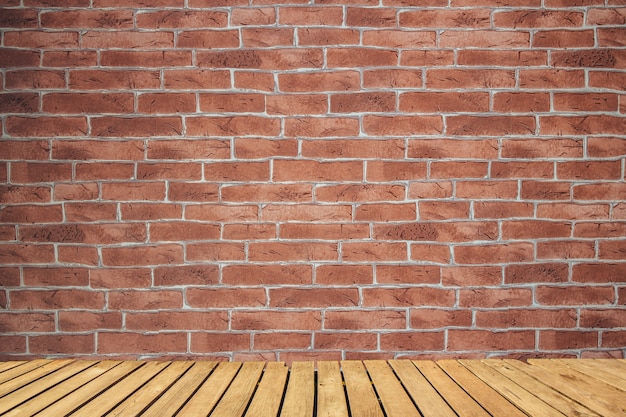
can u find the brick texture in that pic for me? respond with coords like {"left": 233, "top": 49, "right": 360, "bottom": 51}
{"left": 1, "top": 1, "right": 625, "bottom": 361}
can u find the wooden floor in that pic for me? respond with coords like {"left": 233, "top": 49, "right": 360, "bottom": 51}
{"left": 0, "top": 359, "right": 625, "bottom": 416}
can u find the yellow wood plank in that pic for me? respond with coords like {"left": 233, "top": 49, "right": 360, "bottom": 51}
{"left": 32, "top": 360, "right": 144, "bottom": 416}
{"left": 341, "top": 360, "right": 384, "bottom": 417}
{"left": 527, "top": 359, "right": 626, "bottom": 416}
{"left": 459, "top": 360, "right": 567, "bottom": 417}
{"left": 0, "top": 359, "right": 53, "bottom": 385}
{"left": 176, "top": 361, "right": 242, "bottom": 417}
{"left": 412, "top": 360, "right": 491, "bottom": 417}
{"left": 507, "top": 359, "right": 625, "bottom": 417}
{"left": 245, "top": 362, "right": 289, "bottom": 417}
{"left": 140, "top": 361, "right": 217, "bottom": 417}
{"left": 69, "top": 360, "right": 170, "bottom": 416}
{"left": 210, "top": 361, "right": 266, "bottom": 417}
{"left": 3, "top": 361, "right": 121, "bottom": 417}
{"left": 437, "top": 360, "right": 527, "bottom": 417}
{"left": 0, "top": 362, "right": 27, "bottom": 373}
{"left": 557, "top": 359, "right": 626, "bottom": 391}
{"left": 0, "top": 359, "right": 73, "bottom": 397}
{"left": 107, "top": 361, "right": 195, "bottom": 417}
{"left": 279, "top": 361, "right": 315, "bottom": 417}
{"left": 363, "top": 360, "right": 420, "bottom": 417}
{"left": 388, "top": 360, "right": 457, "bottom": 417}
{"left": 0, "top": 360, "right": 95, "bottom": 414}
{"left": 481, "top": 359, "right": 599, "bottom": 417}
{"left": 577, "top": 359, "right": 626, "bottom": 378}
{"left": 317, "top": 361, "right": 349, "bottom": 417}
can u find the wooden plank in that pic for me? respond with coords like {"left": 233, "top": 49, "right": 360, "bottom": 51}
{"left": 175, "top": 361, "right": 242, "bottom": 417}
{"left": 279, "top": 361, "right": 314, "bottom": 417}
{"left": 528, "top": 359, "right": 626, "bottom": 416}
{"left": 3, "top": 361, "right": 121, "bottom": 417}
{"left": 245, "top": 362, "right": 289, "bottom": 417}
{"left": 210, "top": 361, "right": 266, "bottom": 417}
{"left": 507, "top": 359, "right": 626, "bottom": 417}
{"left": 412, "top": 360, "right": 491, "bottom": 417}
{"left": 0, "top": 362, "right": 27, "bottom": 373}
{"left": 0, "top": 360, "right": 95, "bottom": 415}
{"left": 0, "top": 359, "right": 53, "bottom": 385}
{"left": 459, "top": 359, "right": 567, "bottom": 417}
{"left": 106, "top": 361, "right": 195, "bottom": 417}
{"left": 140, "top": 361, "right": 217, "bottom": 417}
{"left": 557, "top": 359, "right": 626, "bottom": 390}
{"left": 481, "top": 359, "right": 599, "bottom": 417}
{"left": 317, "top": 361, "right": 349, "bottom": 417}
{"left": 578, "top": 359, "right": 626, "bottom": 379}
{"left": 388, "top": 359, "right": 457, "bottom": 417}
{"left": 0, "top": 359, "right": 73, "bottom": 397}
{"left": 341, "top": 360, "right": 384, "bottom": 417}
{"left": 33, "top": 360, "right": 144, "bottom": 416}
{"left": 363, "top": 360, "right": 420, "bottom": 417}
{"left": 69, "top": 360, "right": 170, "bottom": 416}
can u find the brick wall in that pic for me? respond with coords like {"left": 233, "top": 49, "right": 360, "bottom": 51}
{"left": 1, "top": 0, "right": 625, "bottom": 361}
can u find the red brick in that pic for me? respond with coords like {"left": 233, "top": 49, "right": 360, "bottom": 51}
{"left": 459, "top": 287, "right": 532, "bottom": 308}
{"left": 377, "top": 221, "right": 497, "bottom": 242}
{"left": 44, "top": 93, "right": 133, "bottom": 114}
{"left": 148, "top": 139, "right": 230, "bottom": 160}
{"left": 92, "top": 116, "right": 182, "bottom": 137}
{"left": 150, "top": 222, "right": 220, "bottom": 242}
{"left": 456, "top": 181, "right": 518, "bottom": 199}
{"left": 575, "top": 222, "right": 626, "bottom": 238}
{"left": 154, "top": 264, "right": 218, "bottom": 286}
{"left": 242, "top": 28, "right": 293, "bottom": 47}
{"left": 54, "top": 183, "right": 99, "bottom": 201}
{"left": 279, "top": 6, "right": 343, "bottom": 25}
{"left": 493, "top": 92, "right": 551, "bottom": 113}
{"left": 188, "top": 288, "right": 266, "bottom": 308}
{"left": 342, "top": 242, "right": 407, "bottom": 262}
{"left": 235, "top": 138, "right": 297, "bottom": 159}
{"left": 101, "top": 244, "right": 183, "bottom": 266}
{"left": 495, "top": 10, "right": 584, "bottom": 27}
{"left": 0, "top": 185, "right": 51, "bottom": 204}
{"left": 186, "top": 242, "right": 246, "bottom": 261}
{"left": 304, "top": 140, "right": 404, "bottom": 160}
{"left": 234, "top": 71, "right": 275, "bottom": 92}
{"left": 41, "top": 9, "right": 133, "bottom": 28}
{"left": 254, "top": 332, "right": 312, "bottom": 350}
{"left": 363, "top": 29, "right": 435, "bottom": 47}
{"left": 520, "top": 69, "right": 585, "bottom": 89}
{"left": 0, "top": 204, "right": 63, "bottom": 224}
{"left": 197, "top": 49, "right": 323, "bottom": 70}
{"left": 138, "top": 10, "right": 227, "bottom": 28}
{"left": 280, "top": 223, "right": 369, "bottom": 240}
{"left": 109, "top": 290, "right": 182, "bottom": 310}
{"left": 331, "top": 92, "right": 395, "bottom": 113}
{"left": 581, "top": 309, "right": 626, "bottom": 328}
{"left": 325, "top": 310, "right": 406, "bottom": 330}
{"left": 477, "top": 309, "right": 577, "bottom": 329}
{"left": 602, "top": 331, "right": 626, "bottom": 349}
{"left": 127, "top": 311, "right": 228, "bottom": 331}
{"left": 401, "top": 50, "right": 455, "bottom": 66}
{"left": 137, "top": 93, "right": 196, "bottom": 114}
{"left": 164, "top": 69, "right": 231, "bottom": 90}
{"left": 522, "top": 181, "right": 571, "bottom": 200}
{"left": 362, "top": 69, "right": 422, "bottom": 88}
{"left": 82, "top": 30, "right": 173, "bottom": 48}
{"left": 64, "top": 203, "right": 116, "bottom": 222}
{"left": 505, "top": 263, "right": 569, "bottom": 284}
{"left": 284, "top": 117, "right": 359, "bottom": 137}
{"left": 315, "top": 332, "right": 377, "bottom": 350}
{"left": 59, "top": 311, "right": 122, "bottom": 332}
{"left": 366, "top": 161, "right": 425, "bottom": 182}
{"left": 58, "top": 246, "right": 99, "bottom": 266}
{"left": 70, "top": 70, "right": 161, "bottom": 90}
{"left": 401, "top": 9, "right": 490, "bottom": 28}
{"left": 539, "top": 331, "right": 598, "bottom": 350}
{"left": 11, "top": 289, "right": 104, "bottom": 310}
{"left": 192, "top": 333, "right": 251, "bottom": 353}
{"left": 410, "top": 309, "right": 472, "bottom": 329}
{"left": 316, "top": 264, "right": 373, "bottom": 285}
{"left": 0, "top": 93, "right": 39, "bottom": 114}
{"left": 0, "top": 8, "right": 38, "bottom": 28}
{"left": 502, "top": 220, "right": 572, "bottom": 240}
{"left": 223, "top": 264, "right": 312, "bottom": 285}
{"left": 0, "top": 140, "right": 50, "bottom": 161}
{"left": 90, "top": 268, "right": 152, "bottom": 289}
{"left": 427, "top": 69, "right": 515, "bottom": 89}
{"left": 186, "top": 204, "right": 258, "bottom": 222}
{"left": 559, "top": 160, "right": 621, "bottom": 180}
{"left": 409, "top": 182, "right": 453, "bottom": 199}
{"left": 574, "top": 183, "right": 626, "bottom": 200}
{"left": 101, "top": 182, "right": 165, "bottom": 201}
{"left": 448, "top": 330, "right": 535, "bottom": 351}
{"left": 5, "top": 30, "right": 79, "bottom": 49}
{"left": 455, "top": 242, "right": 534, "bottom": 265}
{"left": 364, "top": 287, "right": 454, "bottom": 307}
{"left": 355, "top": 203, "right": 417, "bottom": 222}
{"left": 6, "top": 116, "right": 88, "bottom": 137}
{"left": 11, "top": 162, "right": 72, "bottom": 183}
{"left": 380, "top": 332, "right": 445, "bottom": 351}
{"left": 0, "top": 243, "right": 55, "bottom": 264}
{"left": 222, "top": 184, "right": 312, "bottom": 203}
{"left": 536, "top": 285, "right": 615, "bottom": 306}
{"left": 588, "top": 137, "right": 626, "bottom": 157}
{"left": 248, "top": 242, "right": 337, "bottom": 262}
{"left": 271, "top": 288, "right": 359, "bottom": 308}
{"left": 317, "top": 184, "right": 405, "bottom": 202}
{"left": 552, "top": 49, "right": 626, "bottom": 69}
{"left": 232, "top": 311, "right": 322, "bottom": 331}
{"left": 409, "top": 139, "right": 496, "bottom": 159}
{"left": 43, "top": 51, "right": 98, "bottom": 67}
{"left": 199, "top": 93, "right": 265, "bottom": 113}
{"left": 138, "top": 162, "right": 201, "bottom": 180}
{"left": 224, "top": 224, "right": 277, "bottom": 240}
{"left": 346, "top": 7, "right": 396, "bottom": 27}
{"left": 279, "top": 71, "right": 360, "bottom": 92}
{"left": 448, "top": 116, "right": 535, "bottom": 136}
{"left": 0, "top": 226, "right": 16, "bottom": 241}
{"left": 491, "top": 161, "right": 554, "bottom": 179}
{"left": 430, "top": 161, "right": 488, "bottom": 179}
{"left": 443, "top": 32, "right": 531, "bottom": 50}
{"left": 539, "top": 203, "right": 609, "bottom": 220}
{"left": 327, "top": 48, "right": 398, "bottom": 67}
{"left": 598, "top": 27, "right": 626, "bottom": 47}
{"left": 232, "top": 7, "right": 275, "bottom": 25}
{"left": 0, "top": 49, "right": 40, "bottom": 68}
{"left": 98, "top": 332, "right": 187, "bottom": 354}
{"left": 54, "top": 140, "right": 144, "bottom": 161}
{"left": 376, "top": 265, "right": 440, "bottom": 285}
{"left": 600, "top": 240, "right": 626, "bottom": 260}
{"left": 78, "top": 162, "right": 138, "bottom": 180}
{"left": 186, "top": 116, "right": 279, "bottom": 137}
{"left": 0, "top": 336, "right": 26, "bottom": 354}
{"left": 534, "top": 29, "right": 595, "bottom": 48}
{"left": 0, "top": 268, "right": 23, "bottom": 287}
{"left": 23, "top": 267, "right": 89, "bottom": 287}
{"left": 401, "top": 92, "right": 488, "bottom": 113}
{"left": 6, "top": 70, "right": 66, "bottom": 89}
{"left": 273, "top": 160, "right": 361, "bottom": 182}
{"left": 266, "top": 94, "right": 326, "bottom": 115}
{"left": 419, "top": 201, "right": 470, "bottom": 220}
{"left": 30, "top": 334, "right": 95, "bottom": 354}
{"left": 363, "top": 115, "right": 443, "bottom": 136}
{"left": 0, "top": 312, "right": 55, "bottom": 332}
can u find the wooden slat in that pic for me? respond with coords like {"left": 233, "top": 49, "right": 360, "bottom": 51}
{"left": 363, "top": 360, "right": 420, "bottom": 417}
{"left": 437, "top": 360, "right": 528, "bottom": 417}
{"left": 316, "top": 361, "right": 348, "bottom": 417}
{"left": 107, "top": 361, "right": 194, "bottom": 417}
{"left": 388, "top": 359, "right": 457, "bottom": 417}
{"left": 245, "top": 362, "right": 289, "bottom": 417}
{"left": 0, "top": 359, "right": 53, "bottom": 386}
{"left": 33, "top": 360, "right": 144, "bottom": 416}
{"left": 413, "top": 360, "right": 491, "bottom": 417}
{"left": 459, "top": 359, "right": 567, "bottom": 417}
{"left": 0, "top": 359, "right": 73, "bottom": 397}
{"left": 210, "top": 361, "right": 266, "bottom": 417}
{"left": 0, "top": 362, "right": 27, "bottom": 374}
{"left": 507, "top": 359, "right": 626, "bottom": 417}
{"left": 341, "top": 360, "right": 384, "bottom": 417}
{"left": 3, "top": 361, "right": 120, "bottom": 417}
{"left": 140, "top": 361, "right": 217, "bottom": 417}
{"left": 557, "top": 359, "right": 626, "bottom": 390}
{"left": 481, "top": 359, "right": 599, "bottom": 417}
{"left": 0, "top": 360, "right": 95, "bottom": 415}
{"left": 175, "top": 361, "right": 241, "bottom": 417}
{"left": 279, "top": 361, "right": 314, "bottom": 417}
